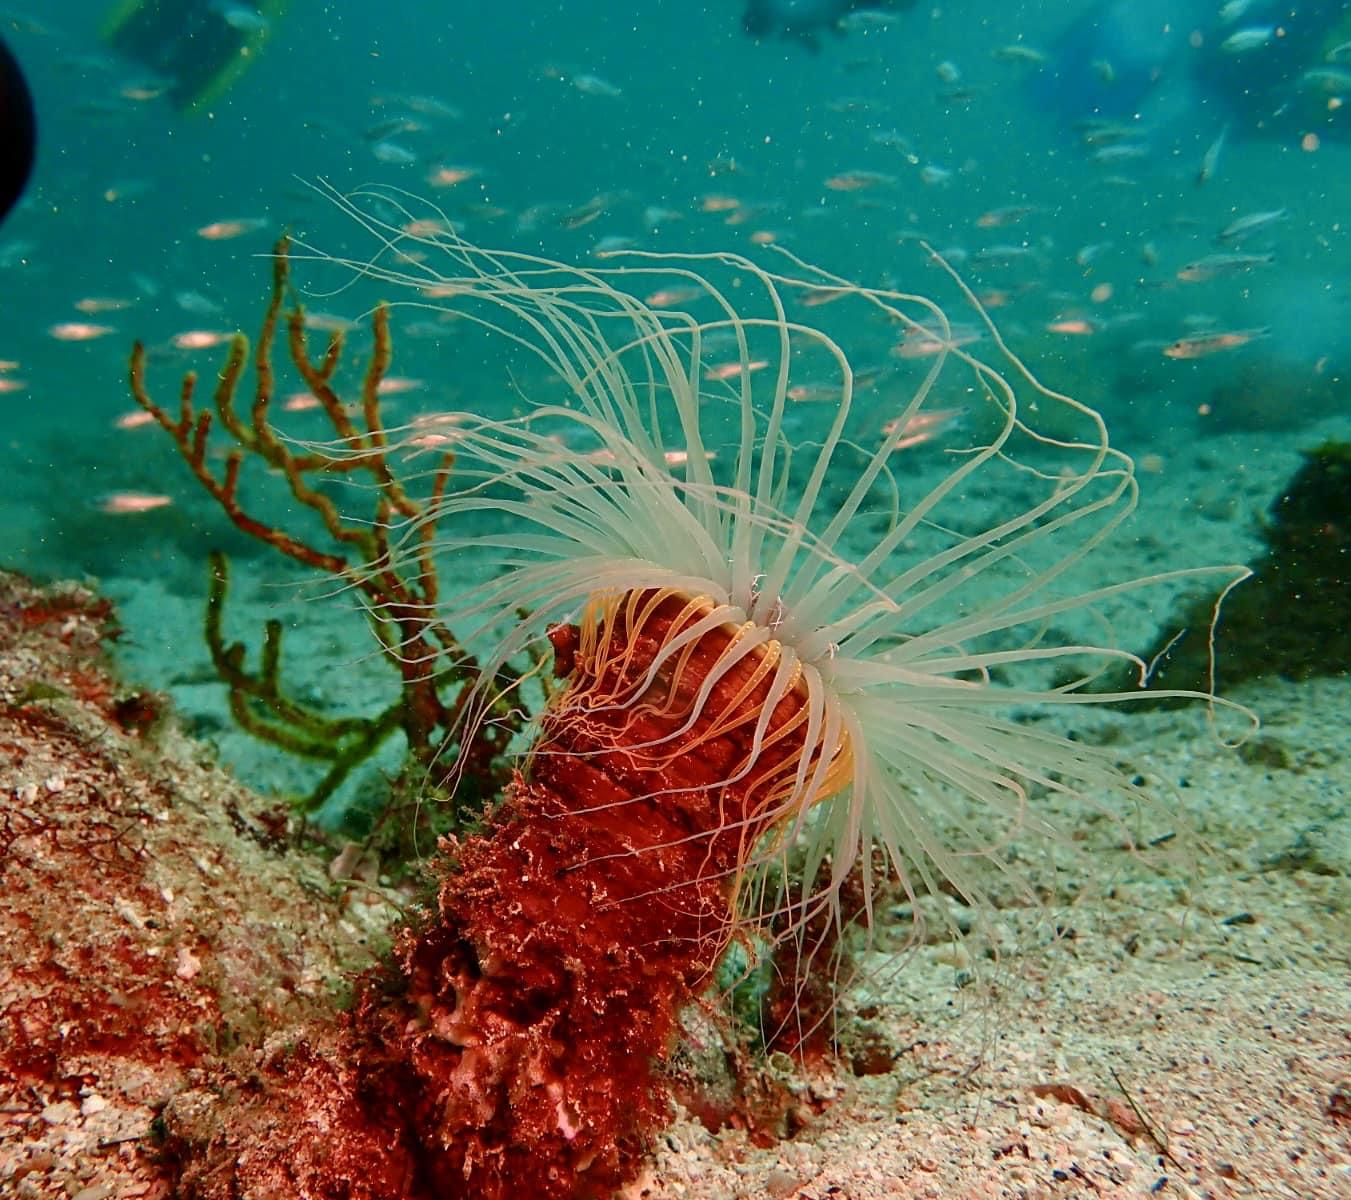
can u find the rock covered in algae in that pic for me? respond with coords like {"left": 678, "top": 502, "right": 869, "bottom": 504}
{"left": 0, "top": 569, "right": 395, "bottom": 1197}
{"left": 1136, "top": 440, "right": 1350, "bottom": 695}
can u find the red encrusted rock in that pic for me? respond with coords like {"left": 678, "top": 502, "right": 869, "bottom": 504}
{"left": 0, "top": 571, "right": 392, "bottom": 1198}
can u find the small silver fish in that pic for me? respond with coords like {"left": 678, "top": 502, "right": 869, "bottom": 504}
{"left": 1299, "top": 67, "right": 1351, "bottom": 94}
{"left": 175, "top": 289, "right": 223, "bottom": 316}
{"left": 363, "top": 117, "right": 425, "bottom": 142}
{"left": 210, "top": 1, "right": 269, "bottom": 34}
{"left": 1177, "top": 252, "right": 1274, "bottom": 283}
{"left": 1219, "top": 0, "right": 1256, "bottom": 24}
{"left": 1221, "top": 27, "right": 1274, "bottom": 53}
{"left": 1092, "top": 142, "right": 1149, "bottom": 163}
{"left": 371, "top": 140, "right": 418, "bottom": 166}
{"left": 389, "top": 93, "right": 464, "bottom": 120}
{"left": 972, "top": 244, "right": 1035, "bottom": 267}
{"left": 993, "top": 44, "right": 1048, "bottom": 65}
{"left": 572, "top": 74, "right": 622, "bottom": 98}
{"left": 1197, "top": 124, "right": 1229, "bottom": 187}
{"left": 1217, "top": 208, "right": 1287, "bottom": 243}
{"left": 839, "top": 10, "right": 900, "bottom": 32}
{"left": 869, "top": 129, "right": 915, "bottom": 153}
{"left": 1076, "top": 120, "right": 1141, "bottom": 147}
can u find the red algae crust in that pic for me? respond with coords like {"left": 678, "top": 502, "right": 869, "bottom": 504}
{"left": 0, "top": 571, "right": 393, "bottom": 1198}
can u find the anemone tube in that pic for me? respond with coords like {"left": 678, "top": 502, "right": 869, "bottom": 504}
{"left": 166, "top": 185, "right": 1253, "bottom": 1199}
{"left": 357, "top": 589, "right": 834, "bottom": 1196}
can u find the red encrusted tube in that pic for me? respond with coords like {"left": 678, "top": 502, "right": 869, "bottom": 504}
{"left": 169, "top": 590, "right": 815, "bottom": 1199}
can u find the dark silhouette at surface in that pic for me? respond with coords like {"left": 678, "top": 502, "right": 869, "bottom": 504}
{"left": 0, "top": 35, "right": 35, "bottom": 225}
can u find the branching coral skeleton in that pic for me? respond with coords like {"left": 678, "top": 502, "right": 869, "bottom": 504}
{"left": 128, "top": 236, "right": 521, "bottom": 822}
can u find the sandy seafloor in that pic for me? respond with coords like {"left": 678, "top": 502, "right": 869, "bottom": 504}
{"left": 1, "top": 391, "right": 1348, "bottom": 1198}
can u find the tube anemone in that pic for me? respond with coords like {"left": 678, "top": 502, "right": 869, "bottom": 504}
{"left": 301, "top": 184, "right": 1250, "bottom": 943}
{"left": 199, "top": 184, "right": 1256, "bottom": 1199}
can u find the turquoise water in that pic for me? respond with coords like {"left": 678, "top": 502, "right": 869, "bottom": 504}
{"left": 2, "top": 0, "right": 1347, "bottom": 806}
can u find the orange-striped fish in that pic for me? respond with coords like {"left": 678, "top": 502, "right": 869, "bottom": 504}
{"left": 700, "top": 194, "right": 741, "bottom": 213}
{"left": 196, "top": 217, "right": 268, "bottom": 240}
{"left": 799, "top": 287, "right": 849, "bottom": 308}
{"left": 426, "top": 164, "right": 478, "bottom": 187}
{"left": 1046, "top": 317, "right": 1096, "bottom": 336}
{"left": 824, "top": 169, "right": 895, "bottom": 192}
{"left": 1162, "top": 327, "right": 1268, "bottom": 359}
{"left": 49, "top": 322, "right": 115, "bottom": 341}
{"left": 113, "top": 410, "right": 157, "bottom": 429}
{"left": 100, "top": 492, "right": 173, "bottom": 515}
{"left": 171, "top": 330, "right": 231, "bottom": 350}
{"left": 882, "top": 407, "right": 965, "bottom": 450}
{"left": 704, "top": 359, "right": 769, "bottom": 382}
{"left": 644, "top": 287, "right": 705, "bottom": 308}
